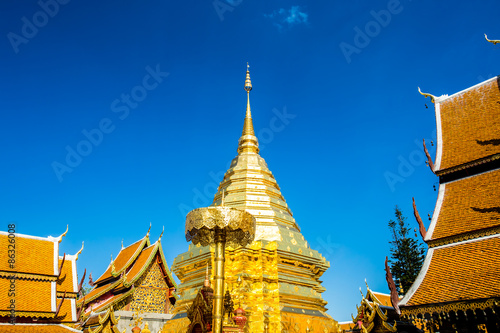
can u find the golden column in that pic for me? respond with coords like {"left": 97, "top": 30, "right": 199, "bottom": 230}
{"left": 185, "top": 194, "right": 256, "bottom": 333}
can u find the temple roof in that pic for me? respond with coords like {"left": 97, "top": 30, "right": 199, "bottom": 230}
{"left": 0, "top": 230, "right": 81, "bottom": 323}
{"left": 367, "top": 291, "right": 392, "bottom": 307}
{"left": 400, "top": 236, "right": 500, "bottom": 309}
{"left": 81, "top": 232, "right": 177, "bottom": 315}
{"left": 426, "top": 168, "right": 500, "bottom": 242}
{"left": 338, "top": 321, "right": 355, "bottom": 330}
{"left": 58, "top": 255, "right": 79, "bottom": 295}
{"left": 350, "top": 285, "right": 399, "bottom": 333}
{"left": 0, "top": 278, "right": 53, "bottom": 314}
{"left": 0, "top": 232, "right": 61, "bottom": 278}
{"left": 81, "top": 306, "right": 122, "bottom": 333}
{"left": 402, "top": 74, "right": 500, "bottom": 315}
{"left": 84, "top": 289, "right": 134, "bottom": 314}
{"left": 432, "top": 76, "right": 500, "bottom": 174}
{"left": 124, "top": 243, "right": 157, "bottom": 286}
{"left": 0, "top": 323, "right": 83, "bottom": 332}
{"left": 82, "top": 278, "right": 124, "bottom": 305}
{"left": 94, "top": 236, "right": 149, "bottom": 285}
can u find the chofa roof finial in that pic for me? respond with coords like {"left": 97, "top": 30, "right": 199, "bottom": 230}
{"left": 57, "top": 225, "right": 69, "bottom": 243}
{"left": 75, "top": 242, "right": 84, "bottom": 260}
{"left": 418, "top": 87, "right": 437, "bottom": 104}
{"left": 484, "top": 34, "right": 499, "bottom": 45}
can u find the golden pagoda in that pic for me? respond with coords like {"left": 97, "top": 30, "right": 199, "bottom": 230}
{"left": 164, "top": 66, "right": 337, "bottom": 333}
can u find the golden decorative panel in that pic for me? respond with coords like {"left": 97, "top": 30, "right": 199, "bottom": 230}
{"left": 130, "top": 262, "right": 169, "bottom": 313}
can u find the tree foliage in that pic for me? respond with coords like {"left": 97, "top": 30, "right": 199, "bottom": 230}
{"left": 77, "top": 282, "right": 92, "bottom": 300}
{"left": 388, "top": 206, "right": 426, "bottom": 296}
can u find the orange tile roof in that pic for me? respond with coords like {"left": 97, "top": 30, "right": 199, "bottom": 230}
{"left": 405, "top": 236, "right": 500, "bottom": 306}
{"left": 436, "top": 77, "right": 500, "bottom": 172}
{"left": 94, "top": 237, "right": 147, "bottom": 285}
{"left": 0, "top": 324, "right": 82, "bottom": 332}
{"left": 85, "top": 289, "right": 133, "bottom": 314}
{"left": 125, "top": 243, "right": 157, "bottom": 286}
{"left": 371, "top": 292, "right": 392, "bottom": 307}
{"left": 56, "top": 298, "right": 76, "bottom": 323}
{"left": 82, "top": 236, "right": 177, "bottom": 315}
{"left": 339, "top": 322, "right": 355, "bottom": 330}
{"left": 0, "top": 233, "right": 56, "bottom": 277}
{"left": 57, "top": 258, "right": 77, "bottom": 294}
{"left": 80, "top": 278, "right": 123, "bottom": 305}
{"left": 0, "top": 277, "right": 53, "bottom": 313}
{"left": 430, "top": 169, "right": 500, "bottom": 240}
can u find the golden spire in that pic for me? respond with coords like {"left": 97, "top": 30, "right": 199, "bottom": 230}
{"left": 238, "top": 63, "right": 259, "bottom": 154}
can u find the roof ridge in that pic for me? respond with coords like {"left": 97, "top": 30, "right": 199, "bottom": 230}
{"left": 436, "top": 75, "right": 498, "bottom": 104}
{"left": 123, "top": 242, "right": 159, "bottom": 287}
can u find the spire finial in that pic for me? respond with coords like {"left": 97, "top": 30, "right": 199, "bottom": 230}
{"left": 238, "top": 63, "right": 259, "bottom": 154}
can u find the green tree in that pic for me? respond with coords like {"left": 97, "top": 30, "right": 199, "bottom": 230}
{"left": 77, "top": 282, "right": 92, "bottom": 300}
{"left": 388, "top": 206, "right": 426, "bottom": 296}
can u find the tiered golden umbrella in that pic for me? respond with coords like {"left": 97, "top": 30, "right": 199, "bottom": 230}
{"left": 185, "top": 196, "right": 256, "bottom": 333}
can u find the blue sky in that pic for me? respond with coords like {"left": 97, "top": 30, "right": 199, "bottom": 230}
{"left": 1, "top": 0, "right": 499, "bottom": 321}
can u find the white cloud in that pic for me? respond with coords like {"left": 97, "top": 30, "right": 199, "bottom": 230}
{"left": 265, "top": 6, "right": 308, "bottom": 30}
